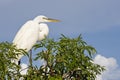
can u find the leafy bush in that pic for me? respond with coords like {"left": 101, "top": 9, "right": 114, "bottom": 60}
{"left": 0, "top": 42, "right": 26, "bottom": 79}
{"left": 0, "top": 35, "right": 105, "bottom": 80}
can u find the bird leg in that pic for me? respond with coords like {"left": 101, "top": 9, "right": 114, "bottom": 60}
{"left": 18, "top": 60, "right": 21, "bottom": 65}
{"left": 29, "top": 49, "right": 32, "bottom": 67}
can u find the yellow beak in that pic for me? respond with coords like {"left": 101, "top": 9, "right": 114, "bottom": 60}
{"left": 43, "top": 17, "right": 60, "bottom": 22}
{"left": 47, "top": 18, "right": 60, "bottom": 22}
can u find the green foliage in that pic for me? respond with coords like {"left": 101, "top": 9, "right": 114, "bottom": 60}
{"left": 33, "top": 35, "right": 105, "bottom": 80}
{"left": 0, "top": 42, "right": 26, "bottom": 79}
{"left": 0, "top": 35, "right": 105, "bottom": 80}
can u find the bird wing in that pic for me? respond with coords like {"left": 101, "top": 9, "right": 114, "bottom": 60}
{"left": 13, "top": 20, "right": 39, "bottom": 52}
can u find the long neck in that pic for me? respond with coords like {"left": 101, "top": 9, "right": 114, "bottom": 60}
{"left": 38, "top": 23, "right": 49, "bottom": 41}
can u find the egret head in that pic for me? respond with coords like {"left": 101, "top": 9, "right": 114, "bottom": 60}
{"left": 34, "top": 15, "right": 60, "bottom": 23}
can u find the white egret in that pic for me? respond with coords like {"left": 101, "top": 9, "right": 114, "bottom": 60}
{"left": 13, "top": 15, "right": 60, "bottom": 64}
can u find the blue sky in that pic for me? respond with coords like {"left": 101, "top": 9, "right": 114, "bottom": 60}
{"left": 0, "top": 0, "right": 120, "bottom": 79}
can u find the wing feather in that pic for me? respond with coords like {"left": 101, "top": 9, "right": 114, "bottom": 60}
{"left": 13, "top": 20, "right": 39, "bottom": 52}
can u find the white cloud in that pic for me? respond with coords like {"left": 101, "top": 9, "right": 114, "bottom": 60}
{"left": 20, "top": 63, "right": 28, "bottom": 75}
{"left": 94, "top": 55, "right": 120, "bottom": 80}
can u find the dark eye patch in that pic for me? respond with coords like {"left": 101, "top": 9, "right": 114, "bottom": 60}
{"left": 42, "top": 17, "right": 48, "bottom": 20}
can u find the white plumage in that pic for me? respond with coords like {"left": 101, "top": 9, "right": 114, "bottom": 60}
{"left": 13, "top": 15, "right": 59, "bottom": 64}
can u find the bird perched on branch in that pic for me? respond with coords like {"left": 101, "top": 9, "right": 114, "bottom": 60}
{"left": 13, "top": 15, "right": 60, "bottom": 65}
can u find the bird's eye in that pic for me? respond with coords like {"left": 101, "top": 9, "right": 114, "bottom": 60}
{"left": 42, "top": 17, "right": 47, "bottom": 20}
